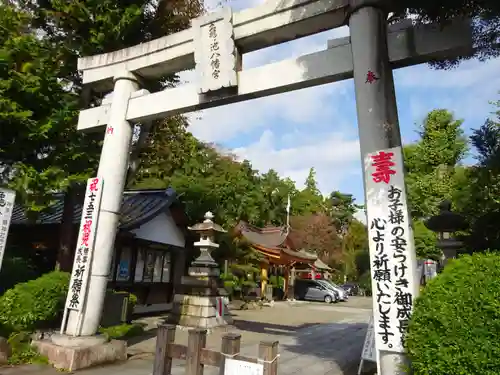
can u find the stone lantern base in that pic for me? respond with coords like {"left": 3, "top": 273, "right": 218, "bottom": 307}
{"left": 168, "top": 265, "right": 232, "bottom": 329}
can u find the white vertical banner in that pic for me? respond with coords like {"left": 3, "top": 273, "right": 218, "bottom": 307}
{"left": 64, "top": 177, "right": 103, "bottom": 312}
{"left": 0, "top": 188, "right": 16, "bottom": 272}
{"left": 364, "top": 146, "right": 418, "bottom": 353}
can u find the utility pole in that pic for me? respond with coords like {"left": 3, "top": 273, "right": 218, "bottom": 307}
{"left": 349, "top": 0, "right": 415, "bottom": 374}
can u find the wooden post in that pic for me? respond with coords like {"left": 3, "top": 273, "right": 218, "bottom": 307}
{"left": 260, "top": 262, "right": 268, "bottom": 298}
{"left": 258, "top": 341, "right": 279, "bottom": 375}
{"left": 153, "top": 324, "right": 176, "bottom": 375}
{"left": 283, "top": 266, "right": 289, "bottom": 300}
{"left": 219, "top": 333, "right": 241, "bottom": 375}
{"left": 186, "top": 328, "right": 207, "bottom": 375}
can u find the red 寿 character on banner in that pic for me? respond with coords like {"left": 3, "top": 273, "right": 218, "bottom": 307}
{"left": 371, "top": 151, "right": 396, "bottom": 184}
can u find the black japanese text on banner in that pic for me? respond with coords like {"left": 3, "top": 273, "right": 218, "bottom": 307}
{"left": 364, "top": 146, "right": 418, "bottom": 353}
{"left": 64, "top": 177, "right": 104, "bottom": 312}
{"left": 0, "top": 188, "right": 16, "bottom": 272}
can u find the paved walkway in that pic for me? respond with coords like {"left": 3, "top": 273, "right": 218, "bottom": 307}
{"left": 1, "top": 298, "right": 373, "bottom": 375}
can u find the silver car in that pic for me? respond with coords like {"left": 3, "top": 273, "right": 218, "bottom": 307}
{"left": 318, "top": 279, "right": 349, "bottom": 301}
{"left": 294, "top": 279, "right": 339, "bottom": 303}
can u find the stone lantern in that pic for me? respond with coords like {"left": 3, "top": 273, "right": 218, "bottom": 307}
{"left": 425, "top": 200, "right": 468, "bottom": 267}
{"left": 188, "top": 211, "right": 226, "bottom": 267}
{"left": 169, "top": 212, "right": 232, "bottom": 329}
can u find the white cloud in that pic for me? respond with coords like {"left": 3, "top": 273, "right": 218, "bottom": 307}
{"left": 187, "top": 25, "right": 352, "bottom": 143}
{"left": 231, "top": 129, "right": 361, "bottom": 193}
{"left": 395, "top": 57, "right": 500, "bottom": 90}
{"left": 401, "top": 58, "right": 500, "bottom": 131}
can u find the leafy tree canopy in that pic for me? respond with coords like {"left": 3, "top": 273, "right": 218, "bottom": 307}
{"left": 391, "top": 0, "right": 500, "bottom": 67}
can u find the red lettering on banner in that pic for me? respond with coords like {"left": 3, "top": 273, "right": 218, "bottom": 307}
{"left": 89, "top": 178, "right": 100, "bottom": 192}
{"left": 371, "top": 151, "right": 396, "bottom": 184}
{"left": 81, "top": 219, "right": 93, "bottom": 246}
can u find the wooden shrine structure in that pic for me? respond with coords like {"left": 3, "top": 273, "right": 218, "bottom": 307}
{"left": 235, "top": 221, "right": 317, "bottom": 299}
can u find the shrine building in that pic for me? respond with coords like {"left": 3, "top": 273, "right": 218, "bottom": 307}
{"left": 9, "top": 188, "right": 188, "bottom": 314}
{"left": 234, "top": 221, "right": 319, "bottom": 299}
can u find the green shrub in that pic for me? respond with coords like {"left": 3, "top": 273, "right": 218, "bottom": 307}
{"left": 128, "top": 292, "right": 138, "bottom": 311}
{"left": 99, "top": 323, "right": 144, "bottom": 340}
{"left": 406, "top": 252, "right": 500, "bottom": 375}
{"left": 7, "top": 332, "right": 48, "bottom": 365}
{"left": 0, "top": 271, "right": 70, "bottom": 333}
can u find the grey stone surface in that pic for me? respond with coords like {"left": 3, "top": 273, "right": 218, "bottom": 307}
{"left": 33, "top": 338, "right": 127, "bottom": 371}
{"left": 51, "top": 334, "right": 108, "bottom": 348}
{"left": 12, "top": 298, "right": 373, "bottom": 375}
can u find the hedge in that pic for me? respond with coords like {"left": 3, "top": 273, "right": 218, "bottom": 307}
{"left": 0, "top": 271, "right": 70, "bottom": 334}
{"left": 406, "top": 252, "right": 500, "bottom": 375}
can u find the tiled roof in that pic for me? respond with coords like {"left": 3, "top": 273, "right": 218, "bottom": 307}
{"left": 11, "top": 188, "right": 177, "bottom": 231}
{"left": 235, "top": 221, "right": 288, "bottom": 249}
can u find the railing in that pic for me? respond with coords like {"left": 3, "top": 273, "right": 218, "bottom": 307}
{"left": 153, "top": 324, "right": 279, "bottom": 375}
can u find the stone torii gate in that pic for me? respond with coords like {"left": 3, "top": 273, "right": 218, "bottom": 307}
{"left": 63, "top": 0, "right": 472, "bottom": 373}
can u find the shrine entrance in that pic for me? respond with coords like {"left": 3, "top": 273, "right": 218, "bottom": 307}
{"left": 67, "top": 0, "right": 473, "bottom": 373}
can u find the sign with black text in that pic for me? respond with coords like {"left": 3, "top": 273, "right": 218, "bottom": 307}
{"left": 364, "top": 146, "right": 418, "bottom": 353}
{"left": 64, "top": 177, "right": 103, "bottom": 312}
{"left": 361, "top": 316, "right": 376, "bottom": 362}
{"left": 0, "top": 188, "right": 16, "bottom": 272}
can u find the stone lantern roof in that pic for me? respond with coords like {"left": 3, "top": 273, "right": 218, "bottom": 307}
{"left": 188, "top": 212, "right": 227, "bottom": 234}
{"left": 424, "top": 200, "right": 468, "bottom": 233}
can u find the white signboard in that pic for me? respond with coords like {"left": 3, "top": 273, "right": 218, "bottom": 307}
{"left": 193, "top": 7, "right": 238, "bottom": 94}
{"left": 224, "top": 358, "right": 263, "bottom": 375}
{"left": 364, "top": 146, "right": 417, "bottom": 353}
{"left": 424, "top": 259, "right": 437, "bottom": 281}
{"left": 0, "top": 188, "right": 16, "bottom": 272}
{"left": 361, "top": 316, "right": 376, "bottom": 362}
{"left": 64, "top": 177, "right": 103, "bottom": 311}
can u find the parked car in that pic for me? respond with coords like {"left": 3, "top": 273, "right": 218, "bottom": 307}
{"left": 341, "top": 283, "right": 361, "bottom": 296}
{"left": 294, "top": 279, "right": 339, "bottom": 303}
{"left": 320, "top": 279, "right": 349, "bottom": 301}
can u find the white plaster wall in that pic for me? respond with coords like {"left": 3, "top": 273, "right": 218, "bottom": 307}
{"left": 131, "top": 211, "right": 185, "bottom": 247}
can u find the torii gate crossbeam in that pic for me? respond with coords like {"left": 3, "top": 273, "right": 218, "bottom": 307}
{"left": 78, "top": 19, "right": 471, "bottom": 131}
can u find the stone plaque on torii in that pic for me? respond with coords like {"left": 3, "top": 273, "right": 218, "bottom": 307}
{"left": 54, "top": 0, "right": 472, "bottom": 372}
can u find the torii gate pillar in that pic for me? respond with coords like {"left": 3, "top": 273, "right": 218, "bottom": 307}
{"left": 350, "top": 1, "right": 416, "bottom": 374}
{"left": 65, "top": 71, "right": 141, "bottom": 336}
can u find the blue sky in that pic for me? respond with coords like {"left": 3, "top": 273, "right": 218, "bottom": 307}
{"left": 187, "top": 0, "right": 500, "bottom": 217}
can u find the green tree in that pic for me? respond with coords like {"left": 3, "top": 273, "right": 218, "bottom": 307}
{"left": 342, "top": 219, "right": 369, "bottom": 280}
{"left": 413, "top": 220, "right": 441, "bottom": 260}
{"left": 257, "top": 169, "right": 297, "bottom": 226}
{"left": 294, "top": 168, "right": 325, "bottom": 215}
{"left": 327, "top": 191, "right": 364, "bottom": 235}
{"left": 404, "top": 109, "right": 468, "bottom": 219}
{"left": 454, "top": 99, "right": 500, "bottom": 251}
{"left": 1, "top": 0, "right": 204, "bottom": 212}
{"left": 1, "top": 0, "right": 203, "bottom": 269}
{"left": 391, "top": 0, "right": 500, "bottom": 67}
{"left": 0, "top": 4, "right": 100, "bottom": 213}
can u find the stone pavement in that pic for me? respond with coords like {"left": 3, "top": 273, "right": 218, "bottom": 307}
{"left": 0, "top": 298, "right": 373, "bottom": 375}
